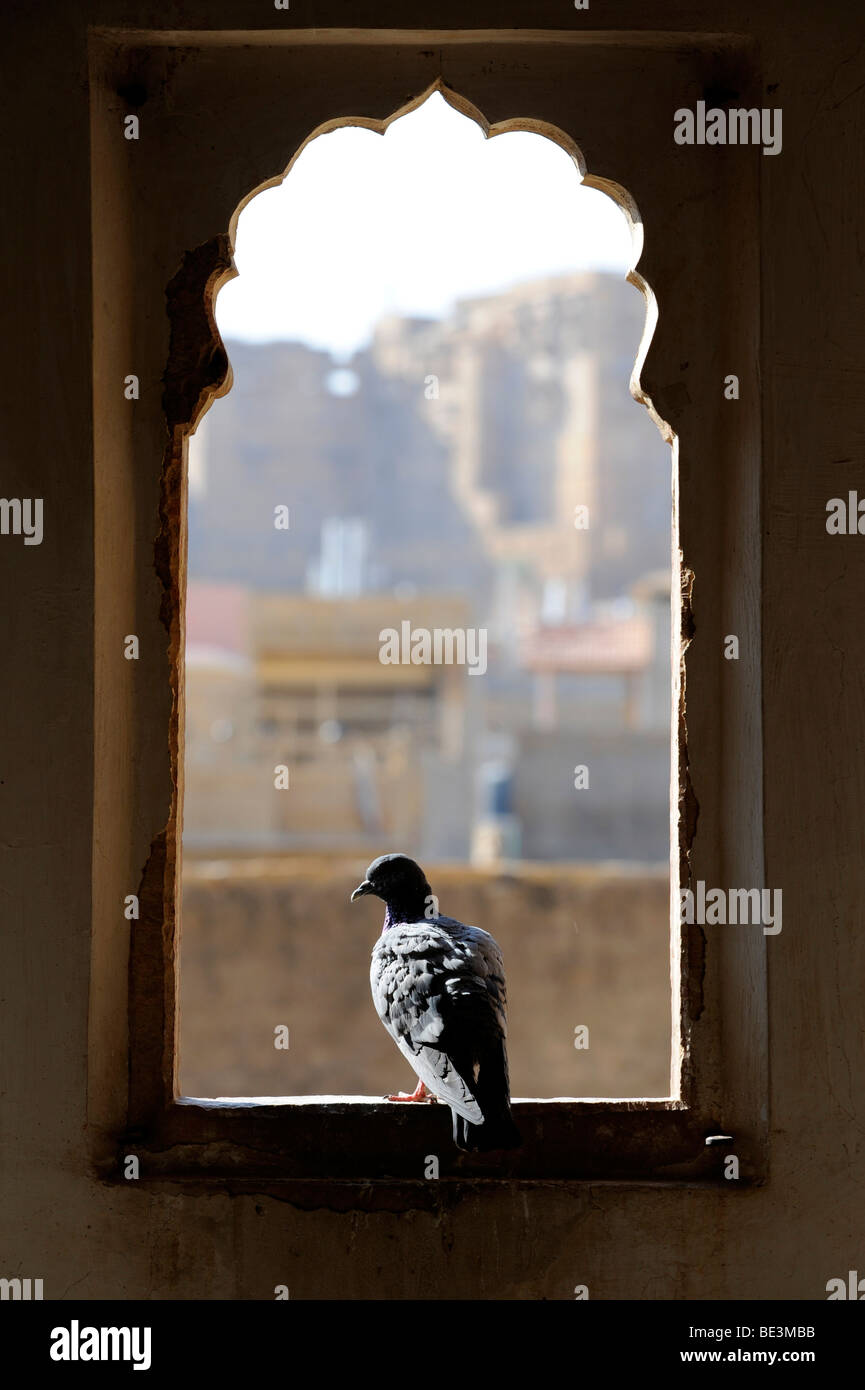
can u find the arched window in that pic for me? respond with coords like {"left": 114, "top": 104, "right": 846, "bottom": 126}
{"left": 178, "top": 89, "right": 674, "bottom": 1105}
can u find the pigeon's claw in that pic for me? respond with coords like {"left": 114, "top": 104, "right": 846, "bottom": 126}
{"left": 386, "top": 1079, "right": 436, "bottom": 1103}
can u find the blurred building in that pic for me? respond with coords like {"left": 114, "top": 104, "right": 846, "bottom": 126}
{"left": 183, "top": 271, "right": 672, "bottom": 865}
{"left": 184, "top": 584, "right": 477, "bottom": 858}
{"left": 180, "top": 272, "right": 674, "bottom": 1100}
{"left": 188, "top": 271, "right": 670, "bottom": 613}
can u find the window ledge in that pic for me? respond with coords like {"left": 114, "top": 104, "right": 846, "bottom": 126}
{"left": 112, "top": 1095, "right": 749, "bottom": 1188}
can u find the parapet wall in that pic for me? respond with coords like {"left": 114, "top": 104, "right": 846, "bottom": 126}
{"left": 180, "top": 856, "right": 671, "bottom": 1099}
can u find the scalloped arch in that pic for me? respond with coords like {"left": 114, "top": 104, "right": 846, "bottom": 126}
{"left": 181, "top": 80, "right": 673, "bottom": 451}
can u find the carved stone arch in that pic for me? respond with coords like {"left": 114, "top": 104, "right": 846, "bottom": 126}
{"left": 163, "top": 79, "right": 674, "bottom": 451}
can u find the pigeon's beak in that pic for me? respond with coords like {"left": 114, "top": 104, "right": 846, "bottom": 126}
{"left": 351, "top": 879, "right": 374, "bottom": 903}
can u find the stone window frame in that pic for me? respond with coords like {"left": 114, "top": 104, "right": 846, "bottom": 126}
{"left": 88, "top": 27, "right": 767, "bottom": 1189}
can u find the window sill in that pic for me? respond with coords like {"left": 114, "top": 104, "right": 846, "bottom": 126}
{"left": 112, "top": 1095, "right": 753, "bottom": 1188}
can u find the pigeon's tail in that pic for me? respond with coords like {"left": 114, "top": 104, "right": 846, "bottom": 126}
{"left": 452, "top": 1106, "right": 522, "bottom": 1153}
{"left": 452, "top": 1037, "right": 521, "bottom": 1152}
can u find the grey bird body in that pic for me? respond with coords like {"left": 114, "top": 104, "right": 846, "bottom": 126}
{"left": 353, "top": 854, "right": 520, "bottom": 1151}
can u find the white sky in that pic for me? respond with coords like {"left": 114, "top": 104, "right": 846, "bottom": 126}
{"left": 215, "top": 92, "right": 634, "bottom": 360}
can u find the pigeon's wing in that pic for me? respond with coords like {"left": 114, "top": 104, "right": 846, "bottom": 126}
{"left": 450, "top": 920, "right": 509, "bottom": 1039}
{"left": 371, "top": 921, "right": 507, "bottom": 1124}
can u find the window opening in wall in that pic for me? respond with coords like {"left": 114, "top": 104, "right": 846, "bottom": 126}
{"left": 178, "top": 91, "right": 674, "bottom": 1105}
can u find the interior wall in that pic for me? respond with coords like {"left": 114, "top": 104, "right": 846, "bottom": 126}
{"left": 1, "top": 0, "right": 863, "bottom": 1299}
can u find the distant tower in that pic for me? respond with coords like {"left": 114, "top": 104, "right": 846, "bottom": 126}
{"left": 308, "top": 517, "right": 368, "bottom": 596}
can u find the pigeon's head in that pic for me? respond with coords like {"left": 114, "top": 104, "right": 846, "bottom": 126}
{"left": 350, "top": 852, "right": 433, "bottom": 925}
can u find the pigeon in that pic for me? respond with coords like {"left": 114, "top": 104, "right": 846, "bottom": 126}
{"left": 351, "top": 852, "right": 521, "bottom": 1152}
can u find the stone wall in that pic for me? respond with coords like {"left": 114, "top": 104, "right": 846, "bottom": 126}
{"left": 179, "top": 857, "right": 671, "bottom": 1099}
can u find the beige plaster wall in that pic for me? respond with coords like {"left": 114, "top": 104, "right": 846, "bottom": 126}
{"left": 179, "top": 859, "right": 671, "bottom": 1100}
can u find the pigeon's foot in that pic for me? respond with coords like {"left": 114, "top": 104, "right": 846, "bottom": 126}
{"left": 386, "top": 1079, "right": 436, "bottom": 1103}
